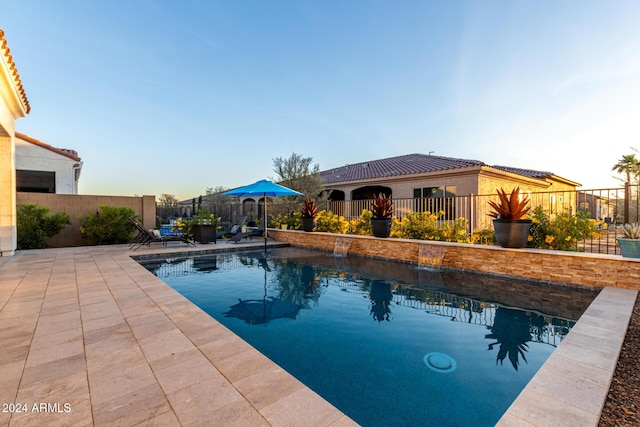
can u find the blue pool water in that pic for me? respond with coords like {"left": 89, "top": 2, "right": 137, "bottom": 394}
{"left": 140, "top": 247, "right": 597, "bottom": 426}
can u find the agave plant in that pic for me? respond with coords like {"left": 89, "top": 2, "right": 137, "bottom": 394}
{"left": 300, "top": 199, "right": 318, "bottom": 218}
{"left": 370, "top": 193, "right": 394, "bottom": 219}
{"left": 488, "top": 187, "right": 530, "bottom": 220}
{"left": 621, "top": 223, "right": 640, "bottom": 239}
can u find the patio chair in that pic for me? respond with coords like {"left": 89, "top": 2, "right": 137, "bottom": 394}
{"left": 217, "top": 224, "right": 241, "bottom": 239}
{"left": 216, "top": 216, "right": 247, "bottom": 239}
{"left": 128, "top": 217, "right": 194, "bottom": 250}
{"left": 227, "top": 222, "right": 271, "bottom": 243}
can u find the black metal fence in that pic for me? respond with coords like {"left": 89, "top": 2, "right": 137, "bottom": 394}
{"left": 157, "top": 185, "right": 640, "bottom": 255}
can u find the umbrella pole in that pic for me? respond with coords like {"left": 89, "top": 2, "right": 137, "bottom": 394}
{"left": 264, "top": 193, "right": 268, "bottom": 252}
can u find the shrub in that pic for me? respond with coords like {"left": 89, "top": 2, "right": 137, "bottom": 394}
{"left": 80, "top": 206, "right": 137, "bottom": 245}
{"left": 471, "top": 228, "right": 497, "bottom": 245}
{"left": 349, "top": 209, "right": 372, "bottom": 236}
{"left": 315, "top": 210, "right": 349, "bottom": 234}
{"left": 436, "top": 217, "right": 471, "bottom": 243}
{"left": 392, "top": 211, "right": 441, "bottom": 240}
{"left": 269, "top": 213, "right": 300, "bottom": 230}
{"left": 17, "top": 204, "right": 71, "bottom": 249}
{"left": 527, "top": 206, "right": 604, "bottom": 251}
{"left": 392, "top": 211, "right": 470, "bottom": 242}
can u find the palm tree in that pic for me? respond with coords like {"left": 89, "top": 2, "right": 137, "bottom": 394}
{"left": 485, "top": 307, "right": 532, "bottom": 371}
{"left": 612, "top": 154, "right": 640, "bottom": 184}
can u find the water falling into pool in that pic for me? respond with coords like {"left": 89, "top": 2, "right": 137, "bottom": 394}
{"left": 333, "top": 236, "right": 353, "bottom": 257}
{"left": 418, "top": 243, "right": 447, "bottom": 271}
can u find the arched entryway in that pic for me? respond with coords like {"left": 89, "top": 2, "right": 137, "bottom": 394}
{"left": 352, "top": 186, "right": 392, "bottom": 200}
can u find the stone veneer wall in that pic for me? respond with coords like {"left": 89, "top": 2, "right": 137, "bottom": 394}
{"left": 267, "top": 229, "right": 640, "bottom": 290}
{"left": 16, "top": 193, "right": 156, "bottom": 248}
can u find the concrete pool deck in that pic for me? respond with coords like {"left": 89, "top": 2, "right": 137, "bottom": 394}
{"left": 0, "top": 242, "right": 636, "bottom": 426}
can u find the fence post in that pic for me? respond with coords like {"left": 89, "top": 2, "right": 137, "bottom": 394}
{"left": 469, "top": 194, "right": 474, "bottom": 233}
{"left": 625, "top": 182, "right": 630, "bottom": 224}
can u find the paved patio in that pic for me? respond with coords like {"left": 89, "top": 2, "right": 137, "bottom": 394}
{"left": 0, "top": 241, "right": 355, "bottom": 426}
{"left": 0, "top": 241, "right": 636, "bottom": 426}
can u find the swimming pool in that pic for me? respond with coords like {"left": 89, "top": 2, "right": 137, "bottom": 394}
{"left": 140, "top": 247, "right": 598, "bottom": 426}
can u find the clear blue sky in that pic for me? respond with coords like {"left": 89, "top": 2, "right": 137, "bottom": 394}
{"left": 3, "top": 1, "right": 640, "bottom": 200}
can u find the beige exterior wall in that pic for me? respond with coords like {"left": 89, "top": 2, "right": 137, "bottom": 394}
{"left": 0, "top": 134, "right": 16, "bottom": 256}
{"left": 379, "top": 168, "right": 482, "bottom": 199}
{"left": 1, "top": 30, "right": 30, "bottom": 256}
{"left": 16, "top": 193, "right": 156, "bottom": 248}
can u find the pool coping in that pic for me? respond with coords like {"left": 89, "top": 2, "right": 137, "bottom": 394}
{"left": 0, "top": 241, "right": 635, "bottom": 426}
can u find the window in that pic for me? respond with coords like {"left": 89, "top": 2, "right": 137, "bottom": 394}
{"left": 16, "top": 170, "right": 55, "bottom": 193}
{"left": 413, "top": 185, "right": 457, "bottom": 219}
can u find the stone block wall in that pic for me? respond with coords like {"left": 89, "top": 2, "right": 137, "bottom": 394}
{"left": 268, "top": 229, "right": 640, "bottom": 290}
{"left": 16, "top": 193, "right": 155, "bottom": 247}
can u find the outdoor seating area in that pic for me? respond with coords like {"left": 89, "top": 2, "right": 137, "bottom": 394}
{"left": 128, "top": 217, "right": 194, "bottom": 251}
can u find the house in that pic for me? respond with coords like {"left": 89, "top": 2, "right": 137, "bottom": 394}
{"left": 320, "top": 153, "right": 580, "bottom": 228}
{"left": 15, "top": 132, "right": 82, "bottom": 194}
{"left": 1, "top": 29, "right": 30, "bottom": 256}
{"left": 320, "top": 153, "right": 579, "bottom": 201}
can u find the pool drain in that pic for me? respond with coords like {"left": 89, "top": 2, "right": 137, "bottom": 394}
{"left": 423, "top": 352, "right": 457, "bottom": 373}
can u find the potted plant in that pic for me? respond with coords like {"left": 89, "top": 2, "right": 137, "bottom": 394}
{"left": 300, "top": 199, "right": 318, "bottom": 232}
{"left": 488, "top": 187, "right": 531, "bottom": 248}
{"left": 246, "top": 212, "right": 256, "bottom": 227}
{"left": 370, "top": 193, "right": 394, "bottom": 238}
{"left": 617, "top": 223, "right": 640, "bottom": 258}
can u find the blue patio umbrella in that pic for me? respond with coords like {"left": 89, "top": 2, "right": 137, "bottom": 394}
{"left": 224, "top": 296, "right": 302, "bottom": 325}
{"left": 223, "top": 256, "right": 302, "bottom": 325}
{"left": 223, "top": 180, "right": 303, "bottom": 246}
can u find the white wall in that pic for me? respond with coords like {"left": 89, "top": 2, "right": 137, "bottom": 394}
{"left": 15, "top": 136, "right": 80, "bottom": 194}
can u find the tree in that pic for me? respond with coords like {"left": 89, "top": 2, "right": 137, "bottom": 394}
{"left": 272, "top": 152, "right": 326, "bottom": 200}
{"left": 158, "top": 193, "right": 180, "bottom": 208}
{"left": 205, "top": 186, "right": 232, "bottom": 204}
{"left": 612, "top": 153, "right": 640, "bottom": 184}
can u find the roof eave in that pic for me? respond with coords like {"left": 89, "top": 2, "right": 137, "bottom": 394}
{"left": 550, "top": 174, "right": 582, "bottom": 188}
{"left": 15, "top": 132, "right": 81, "bottom": 161}
{"left": 0, "top": 30, "right": 30, "bottom": 118}
{"left": 480, "top": 166, "right": 553, "bottom": 188}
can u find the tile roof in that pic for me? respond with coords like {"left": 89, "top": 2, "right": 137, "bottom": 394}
{"left": 0, "top": 29, "right": 31, "bottom": 114}
{"left": 490, "top": 165, "right": 552, "bottom": 179}
{"left": 320, "top": 153, "right": 486, "bottom": 184}
{"left": 16, "top": 132, "right": 81, "bottom": 161}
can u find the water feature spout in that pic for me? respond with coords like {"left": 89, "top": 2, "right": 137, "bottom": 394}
{"left": 333, "top": 237, "right": 353, "bottom": 257}
{"left": 418, "top": 243, "right": 447, "bottom": 271}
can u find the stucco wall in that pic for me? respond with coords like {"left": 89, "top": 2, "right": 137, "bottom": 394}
{"left": 268, "top": 229, "right": 640, "bottom": 290}
{"left": 0, "top": 135, "right": 16, "bottom": 256}
{"left": 16, "top": 193, "right": 156, "bottom": 247}
{"left": 15, "top": 137, "right": 79, "bottom": 194}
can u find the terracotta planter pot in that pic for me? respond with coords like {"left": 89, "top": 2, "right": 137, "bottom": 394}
{"left": 493, "top": 219, "right": 532, "bottom": 248}
{"left": 371, "top": 217, "right": 392, "bottom": 238}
